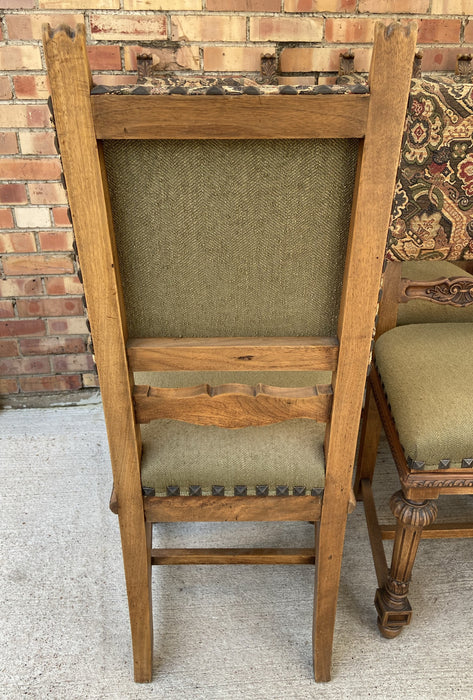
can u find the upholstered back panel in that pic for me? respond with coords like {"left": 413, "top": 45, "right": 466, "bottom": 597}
{"left": 103, "top": 139, "right": 358, "bottom": 338}
{"left": 387, "top": 77, "right": 473, "bottom": 262}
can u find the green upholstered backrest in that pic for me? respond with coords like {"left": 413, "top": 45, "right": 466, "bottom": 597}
{"left": 103, "top": 139, "right": 358, "bottom": 338}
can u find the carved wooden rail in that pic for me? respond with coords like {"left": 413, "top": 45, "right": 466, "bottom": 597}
{"left": 399, "top": 276, "right": 473, "bottom": 307}
{"left": 133, "top": 382, "right": 332, "bottom": 427}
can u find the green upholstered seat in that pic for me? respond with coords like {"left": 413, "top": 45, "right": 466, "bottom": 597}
{"left": 374, "top": 323, "right": 473, "bottom": 470}
{"left": 136, "top": 371, "right": 329, "bottom": 495}
{"left": 398, "top": 261, "right": 473, "bottom": 326}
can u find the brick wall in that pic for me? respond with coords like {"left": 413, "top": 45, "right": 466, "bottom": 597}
{"left": 1, "top": 1, "right": 472, "bottom": 404}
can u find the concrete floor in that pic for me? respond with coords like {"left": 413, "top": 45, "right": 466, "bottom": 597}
{"left": 1, "top": 402, "right": 473, "bottom": 699}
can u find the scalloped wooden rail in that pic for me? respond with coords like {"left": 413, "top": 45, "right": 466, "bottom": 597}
{"left": 133, "top": 382, "right": 332, "bottom": 427}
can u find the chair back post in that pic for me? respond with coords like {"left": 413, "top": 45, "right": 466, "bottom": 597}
{"left": 314, "top": 22, "right": 416, "bottom": 680}
{"left": 42, "top": 24, "right": 152, "bottom": 681}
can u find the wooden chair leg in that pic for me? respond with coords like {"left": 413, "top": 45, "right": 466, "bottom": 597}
{"left": 312, "top": 513, "right": 346, "bottom": 682}
{"left": 118, "top": 509, "right": 154, "bottom": 682}
{"left": 374, "top": 490, "right": 438, "bottom": 639}
{"left": 354, "top": 382, "right": 383, "bottom": 499}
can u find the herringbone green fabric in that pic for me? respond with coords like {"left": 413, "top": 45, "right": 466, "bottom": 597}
{"left": 375, "top": 323, "right": 473, "bottom": 469}
{"left": 103, "top": 139, "right": 358, "bottom": 338}
{"left": 137, "top": 370, "right": 328, "bottom": 494}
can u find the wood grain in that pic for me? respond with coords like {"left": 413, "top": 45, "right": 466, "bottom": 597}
{"left": 127, "top": 336, "right": 339, "bottom": 372}
{"left": 43, "top": 23, "right": 153, "bottom": 683}
{"left": 144, "top": 495, "right": 322, "bottom": 522}
{"left": 133, "top": 382, "right": 332, "bottom": 427}
{"left": 313, "top": 22, "right": 417, "bottom": 681}
{"left": 151, "top": 547, "right": 315, "bottom": 565}
{"left": 91, "top": 93, "right": 369, "bottom": 140}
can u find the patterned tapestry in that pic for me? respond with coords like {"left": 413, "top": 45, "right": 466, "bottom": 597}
{"left": 386, "top": 77, "right": 473, "bottom": 261}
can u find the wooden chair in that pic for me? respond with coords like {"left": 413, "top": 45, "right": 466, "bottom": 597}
{"left": 354, "top": 74, "right": 473, "bottom": 639}
{"left": 43, "top": 22, "right": 416, "bottom": 681}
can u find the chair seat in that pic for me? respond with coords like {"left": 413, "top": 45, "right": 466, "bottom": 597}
{"left": 374, "top": 323, "right": 473, "bottom": 470}
{"left": 138, "top": 371, "right": 328, "bottom": 496}
{"left": 398, "top": 260, "right": 473, "bottom": 326}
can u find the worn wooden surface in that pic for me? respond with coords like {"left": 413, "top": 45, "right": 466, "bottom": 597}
{"left": 312, "top": 22, "right": 417, "bottom": 681}
{"left": 134, "top": 382, "right": 332, "bottom": 427}
{"left": 91, "top": 93, "right": 369, "bottom": 140}
{"left": 151, "top": 548, "right": 315, "bottom": 565}
{"left": 127, "top": 336, "right": 339, "bottom": 372}
{"left": 144, "top": 495, "right": 322, "bottom": 523}
{"left": 43, "top": 23, "right": 153, "bottom": 683}
{"left": 354, "top": 261, "right": 402, "bottom": 496}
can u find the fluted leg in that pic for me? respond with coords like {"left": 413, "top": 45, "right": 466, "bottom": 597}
{"left": 375, "top": 490, "right": 437, "bottom": 638}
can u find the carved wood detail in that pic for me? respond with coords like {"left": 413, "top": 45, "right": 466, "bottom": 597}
{"left": 260, "top": 53, "right": 278, "bottom": 85}
{"left": 134, "top": 382, "right": 332, "bottom": 427}
{"left": 375, "top": 491, "right": 438, "bottom": 638}
{"left": 399, "top": 276, "right": 473, "bottom": 307}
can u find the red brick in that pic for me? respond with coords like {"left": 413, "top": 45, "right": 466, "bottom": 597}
{"left": 0, "top": 339, "right": 19, "bottom": 357}
{"left": 417, "top": 19, "right": 461, "bottom": 44}
{"left": 0, "top": 184, "right": 27, "bottom": 205}
{"left": 19, "top": 131, "right": 57, "bottom": 156}
{"left": 0, "top": 158, "right": 62, "bottom": 181}
{"left": 285, "top": 0, "right": 355, "bottom": 9}
{"left": 29, "top": 182, "right": 68, "bottom": 205}
{"left": 124, "top": 45, "right": 199, "bottom": 71}
{"left": 204, "top": 46, "right": 276, "bottom": 72}
{"left": 0, "top": 300, "right": 15, "bottom": 318}
{"left": 207, "top": 0, "right": 279, "bottom": 9}
{"left": 0, "top": 378, "right": 19, "bottom": 394}
{"left": 0, "top": 132, "right": 18, "bottom": 155}
{"left": 52, "top": 353, "right": 95, "bottom": 372}
{"left": 5, "top": 13, "right": 83, "bottom": 40}
{"left": 0, "top": 46, "right": 42, "bottom": 71}
{"left": 14, "top": 75, "right": 50, "bottom": 100}
{"left": 172, "top": 15, "right": 246, "bottom": 42}
{"left": 250, "top": 17, "right": 323, "bottom": 42}
{"left": 280, "top": 46, "right": 371, "bottom": 73}
{"left": 16, "top": 297, "right": 84, "bottom": 318}
{"left": 47, "top": 317, "right": 89, "bottom": 334}
{"left": 0, "top": 105, "right": 50, "bottom": 129}
{"left": 0, "top": 76, "right": 13, "bottom": 100}
{"left": 50, "top": 208, "right": 71, "bottom": 228}
{"left": 0, "top": 356, "right": 51, "bottom": 375}
{"left": 45, "top": 276, "right": 84, "bottom": 295}
{"left": 2, "top": 254, "right": 74, "bottom": 275}
{"left": 0, "top": 232, "right": 36, "bottom": 253}
{"left": 20, "top": 336, "right": 86, "bottom": 355}
{"left": 325, "top": 18, "right": 378, "bottom": 44}
{"left": 0, "top": 277, "right": 42, "bottom": 297}
{"left": 359, "top": 0, "right": 428, "bottom": 11}
{"left": 87, "top": 46, "right": 122, "bottom": 71}
{"left": 38, "top": 230, "right": 74, "bottom": 251}
{"left": 90, "top": 14, "right": 167, "bottom": 41}
{"left": 421, "top": 46, "right": 473, "bottom": 71}
{"left": 20, "top": 374, "right": 82, "bottom": 393}
{"left": 0, "top": 209, "right": 14, "bottom": 229}
{"left": 464, "top": 22, "right": 473, "bottom": 43}
{"left": 0, "top": 319, "right": 46, "bottom": 337}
